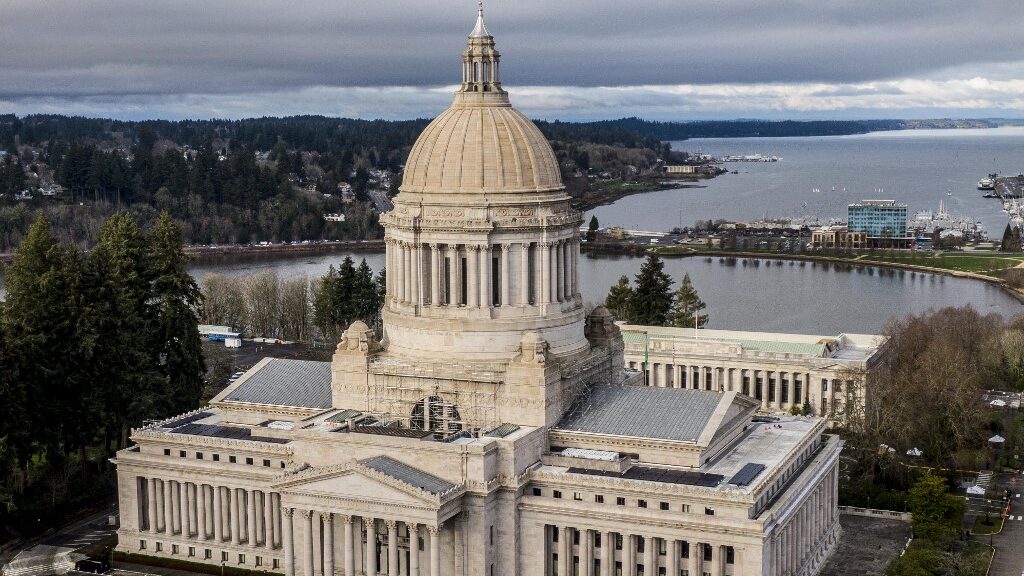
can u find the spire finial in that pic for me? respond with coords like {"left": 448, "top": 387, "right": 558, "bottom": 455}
{"left": 470, "top": 1, "right": 491, "bottom": 38}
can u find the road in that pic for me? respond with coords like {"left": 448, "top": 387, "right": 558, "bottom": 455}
{"left": 368, "top": 190, "right": 394, "bottom": 213}
{"left": 988, "top": 470, "right": 1024, "bottom": 576}
{"left": 1, "top": 502, "right": 116, "bottom": 576}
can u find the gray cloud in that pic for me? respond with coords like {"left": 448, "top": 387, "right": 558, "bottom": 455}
{"left": 1, "top": 0, "right": 1023, "bottom": 118}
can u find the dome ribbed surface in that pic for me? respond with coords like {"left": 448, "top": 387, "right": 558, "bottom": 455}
{"left": 401, "top": 104, "right": 562, "bottom": 195}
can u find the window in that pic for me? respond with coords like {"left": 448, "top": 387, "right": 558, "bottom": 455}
{"left": 255, "top": 557, "right": 262, "bottom": 567}
{"left": 229, "top": 456, "right": 237, "bottom": 463}
{"left": 638, "top": 499, "right": 647, "bottom": 508}
{"left": 163, "top": 449, "right": 171, "bottom": 456}
{"left": 188, "top": 547, "right": 195, "bottom": 557}
{"left": 263, "top": 459, "right": 271, "bottom": 467}
{"left": 532, "top": 488, "right": 542, "bottom": 496}
{"left": 553, "top": 490, "right": 562, "bottom": 499}
{"left": 553, "top": 527, "right": 559, "bottom": 543}
{"left": 155, "top": 543, "right": 162, "bottom": 552}
{"left": 594, "top": 533, "right": 601, "bottom": 549}
{"left": 681, "top": 504, "right": 691, "bottom": 513}
{"left": 636, "top": 538, "right": 644, "bottom": 553}
{"left": 822, "top": 378, "right": 828, "bottom": 392}
{"left": 139, "top": 540, "right": 146, "bottom": 550}
{"left": 705, "top": 507, "right": 715, "bottom": 516}
{"left": 213, "top": 454, "right": 220, "bottom": 462}
{"left": 179, "top": 450, "right": 186, "bottom": 458}
{"left": 196, "top": 452, "right": 203, "bottom": 460}
{"left": 171, "top": 544, "right": 179, "bottom": 555}
{"left": 615, "top": 534, "right": 623, "bottom": 550}
{"left": 238, "top": 553, "right": 245, "bottom": 565}
{"left": 221, "top": 552, "right": 229, "bottom": 562}
{"left": 573, "top": 531, "right": 580, "bottom": 545}
{"left": 595, "top": 495, "right": 604, "bottom": 504}
{"left": 205, "top": 550, "right": 212, "bottom": 560}
{"left": 490, "top": 525, "right": 494, "bottom": 545}
{"left": 573, "top": 492, "right": 583, "bottom": 501}
{"left": 726, "top": 546, "right": 735, "bottom": 564}
{"left": 281, "top": 461, "right": 286, "bottom": 468}
{"left": 616, "top": 497, "right": 626, "bottom": 506}
{"left": 272, "top": 559, "right": 280, "bottom": 569}
{"left": 659, "top": 502, "right": 669, "bottom": 511}
{"left": 245, "top": 457, "right": 253, "bottom": 465}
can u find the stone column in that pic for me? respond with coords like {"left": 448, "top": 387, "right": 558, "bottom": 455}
{"left": 323, "top": 513, "right": 334, "bottom": 576}
{"left": 573, "top": 240, "right": 581, "bottom": 298}
{"left": 162, "top": 480, "right": 173, "bottom": 534}
{"left": 480, "top": 244, "right": 491, "bottom": 308}
{"left": 430, "top": 245, "right": 441, "bottom": 306}
{"left": 386, "top": 520, "right": 398, "bottom": 576}
{"left": 246, "top": 490, "right": 258, "bottom": 547}
{"left": 273, "top": 494, "right": 283, "bottom": 549}
{"left": 447, "top": 245, "right": 459, "bottom": 305}
{"left": 711, "top": 544, "right": 722, "bottom": 576}
{"left": 146, "top": 478, "right": 158, "bottom": 533}
{"left": 302, "top": 510, "right": 314, "bottom": 576}
{"left": 213, "top": 486, "right": 223, "bottom": 542}
{"left": 601, "top": 532, "right": 613, "bottom": 576}
{"left": 624, "top": 534, "right": 635, "bottom": 576}
{"left": 643, "top": 536, "right": 655, "bottom": 576}
{"left": 404, "top": 243, "right": 413, "bottom": 305}
{"left": 413, "top": 243, "right": 423, "bottom": 307}
{"left": 385, "top": 239, "right": 393, "bottom": 300}
{"left": 559, "top": 526, "right": 571, "bottom": 576}
{"left": 500, "top": 244, "right": 510, "bottom": 306}
{"left": 263, "top": 491, "right": 273, "bottom": 547}
{"left": 169, "top": 480, "right": 181, "bottom": 534}
{"left": 582, "top": 529, "right": 593, "bottom": 576}
{"left": 667, "top": 540, "right": 678, "bottom": 576}
{"left": 230, "top": 488, "right": 241, "bottom": 545}
{"left": 688, "top": 541, "right": 699, "bottom": 576}
{"left": 565, "top": 238, "right": 573, "bottom": 297}
{"left": 408, "top": 523, "right": 420, "bottom": 576}
{"left": 196, "top": 485, "right": 206, "bottom": 540}
{"left": 342, "top": 516, "right": 354, "bottom": 576}
{"left": 428, "top": 526, "right": 440, "bottom": 576}
{"left": 365, "top": 518, "right": 377, "bottom": 576}
{"left": 467, "top": 246, "right": 479, "bottom": 307}
{"left": 555, "top": 240, "right": 564, "bottom": 302}
{"left": 180, "top": 482, "right": 191, "bottom": 537}
{"left": 540, "top": 242, "right": 552, "bottom": 306}
{"left": 283, "top": 508, "right": 295, "bottom": 576}
{"left": 392, "top": 241, "right": 403, "bottom": 303}
{"left": 519, "top": 243, "right": 530, "bottom": 306}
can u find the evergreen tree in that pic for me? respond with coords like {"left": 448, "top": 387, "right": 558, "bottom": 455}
{"left": 1000, "top": 223, "right": 1016, "bottom": 252}
{"left": 85, "top": 212, "right": 162, "bottom": 449}
{"left": 1, "top": 216, "right": 92, "bottom": 464}
{"left": 149, "top": 212, "right": 206, "bottom": 414}
{"left": 352, "top": 259, "right": 379, "bottom": 322}
{"left": 586, "top": 215, "right": 599, "bottom": 242}
{"left": 670, "top": 273, "right": 709, "bottom": 328}
{"left": 604, "top": 275, "right": 634, "bottom": 321}
{"left": 629, "top": 253, "right": 674, "bottom": 326}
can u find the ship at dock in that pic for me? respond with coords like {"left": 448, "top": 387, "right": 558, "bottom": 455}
{"left": 721, "top": 153, "right": 782, "bottom": 162}
{"left": 910, "top": 200, "right": 987, "bottom": 242}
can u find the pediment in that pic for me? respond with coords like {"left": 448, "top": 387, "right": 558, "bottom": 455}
{"left": 273, "top": 461, "right": 462, "bottom": 508}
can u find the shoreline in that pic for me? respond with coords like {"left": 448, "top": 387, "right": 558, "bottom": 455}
{"left": 183, "top": 240, "right": 385, "bottom": 264}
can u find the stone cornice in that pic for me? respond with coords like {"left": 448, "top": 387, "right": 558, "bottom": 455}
{"left": 528, "top": 468, "right": 754, "bottom": 505}
{"left": 130, "top": 428, "right": 294, "bottom": 455}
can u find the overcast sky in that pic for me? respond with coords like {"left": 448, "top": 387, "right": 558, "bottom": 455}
{"left": 2, "top": 0, "right": 1022, "bottom": 121}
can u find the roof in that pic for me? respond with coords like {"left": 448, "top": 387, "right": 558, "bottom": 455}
{"left": 223, "top": 359, "right": 332, "bottom": 409}
{"left": 555, "top": 384, "right": 725, "bottom": 443}
{"left": 360, "top": 455, "right": 456, "bottom": 495}
{"left": 469, "top": 3, "right": 491, "bottom": 38}
{"left": 170, "top": 423, "right": 290, "bottom": 444}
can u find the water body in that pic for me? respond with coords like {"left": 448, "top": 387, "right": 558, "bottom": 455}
{"left": 187, "top": 251, "right": 1023, "bottom": 335}
{"left": 588, "top": 127, "right": 1024, "bottom": 234}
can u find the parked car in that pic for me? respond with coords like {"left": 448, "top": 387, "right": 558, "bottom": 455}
{"left": 74, "top": 558, "right": 110, "bottom": 574}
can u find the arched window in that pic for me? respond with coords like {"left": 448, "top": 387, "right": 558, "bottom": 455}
{"left": 411, "top": 396, "right": 462, "bottom": 435}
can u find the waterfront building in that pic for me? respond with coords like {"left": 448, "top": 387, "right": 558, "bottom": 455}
{"left": 620, "top": 325, "right": 885, "bottom": 427}
{"left": 847, "top": 200, "right": 909, "bottom": 246}
{"left": 810, "top": 226, "right": 867, "bottom": 250}
{"left": 665, "top": 165, "right": 697, "bottom": 174}
{"left": 113, "top": 9, "right": 841, "bottom": 576}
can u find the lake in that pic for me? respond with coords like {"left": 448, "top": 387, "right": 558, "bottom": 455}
{"left": 587, "top": 126, "right": 1024, "bottom": 235}
{"left": 187, "top": 251, "right": 1023, "bottom": 335}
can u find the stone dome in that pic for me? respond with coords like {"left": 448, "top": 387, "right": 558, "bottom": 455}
{"left": 400, "top": 99, "right": 562, "bottom": 196}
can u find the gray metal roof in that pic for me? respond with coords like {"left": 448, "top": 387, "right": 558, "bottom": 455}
{"left": 360, "top": 455, "right": 456, "bottom": 495}
{"left": 224, "top": 359, "right": 332, "bottom": 409}
{"left": 556, "top": 384, "right": 723, "bottom": 443}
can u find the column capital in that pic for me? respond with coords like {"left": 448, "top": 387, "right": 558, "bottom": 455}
{"left": 430, "top": 243, "right": 441, "bottom": 253}
{"left": 501, "top": 243, "right": 512, "bottom": 251}
{"left": 468, "top": 244, "right": 481, "bottom": 252}
{"left": 283, "top": 507, "right": 294, "bottom": 518}
{"left": 321, "top": 511, "right": 333, "bottom": 521}
{"left": 340, "top": 514, "right": 352, "bottom": 525}
{"left": 539, "top": 241, "right": 552, "bottom": 248}
{"left": 427, "top": 525, "right": 440, "bottom": 535}
{"left": 407, "top": 522, "right": 419, "bottom": 532}
{"left": 299, "top": 509, "right": 312, "bottom": 520}
{"left": 384, "top": 519, "right": 397, "bottom": 529}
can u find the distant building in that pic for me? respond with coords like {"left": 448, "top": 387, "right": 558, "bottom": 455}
{"left": 847, "top": 200, "right": 909, "bottom": 246}
{"left": 324, "top": 213, "right": 346, "bottom": 222}
{"left": 665, "top": 165, "right": 696, "bottom": 174}
{"left": 811, "top": 226, "right": 867, "bottom": 249}
{"left": 620, "top": 324, "right": 887, "bottom": 427}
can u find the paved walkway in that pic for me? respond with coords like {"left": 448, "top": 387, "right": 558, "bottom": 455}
{"left": 1, "top": 502, "right": 116, "bottom": 576}
{"left": 989, "top": 470, "right": 1024, "bottom": 576}
{"left": 819, "top": 514, "right": 911, "bottom": 576}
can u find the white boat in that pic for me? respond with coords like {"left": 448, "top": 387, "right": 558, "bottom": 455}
{"left": 978, "top": 177, "right": 995, "bottom": 190}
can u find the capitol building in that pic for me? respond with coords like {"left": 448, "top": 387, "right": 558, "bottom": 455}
{"left": 114, "top": 8, "right": 841, "bottom": 576}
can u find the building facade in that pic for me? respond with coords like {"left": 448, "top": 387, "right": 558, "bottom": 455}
{"left": 620, "top": 325, "right": 885, "bottom": 426}
{"left": 810, "top": 226, "right": 867, "bottom": 250}
{"left": 847, "top": 200, "right": 909, "bottom": 245}
{"left": 114, "top": 9, "right": 842, "bottom": 576}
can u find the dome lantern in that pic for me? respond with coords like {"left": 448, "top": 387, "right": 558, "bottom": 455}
{"left": 461, "top": 2, "right": 503, "bottom": 95}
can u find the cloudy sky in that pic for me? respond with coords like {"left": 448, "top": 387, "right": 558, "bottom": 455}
{"left": 2, "top": 0, "right": 1023, "bottom": 121}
